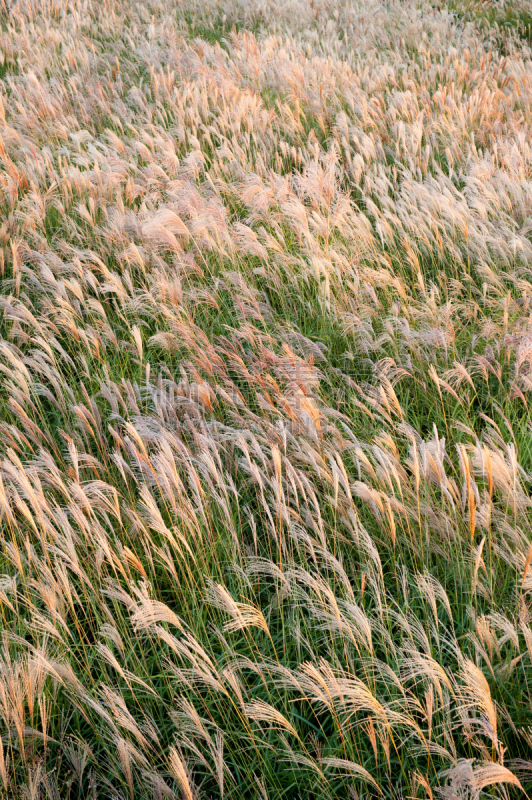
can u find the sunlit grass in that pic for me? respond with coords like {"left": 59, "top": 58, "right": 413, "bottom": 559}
{"left": 0, "top": 0, "right": 530, "bottom": 797}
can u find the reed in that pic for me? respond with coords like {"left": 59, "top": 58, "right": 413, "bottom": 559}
{"left": 0, "top": 0, "right": 530, "bottom": 796}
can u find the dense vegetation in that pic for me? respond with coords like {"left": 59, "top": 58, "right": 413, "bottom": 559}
{"left": 0, "top": 0, "right": 532, "bottom": 796}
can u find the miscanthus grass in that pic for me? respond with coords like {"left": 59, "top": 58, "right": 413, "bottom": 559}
{"left": 0, "top": 0, "right": 531, "bottom": 796}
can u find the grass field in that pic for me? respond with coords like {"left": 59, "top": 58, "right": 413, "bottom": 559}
{"left": 0, "top": 0, "right": 532, "bottom": 796}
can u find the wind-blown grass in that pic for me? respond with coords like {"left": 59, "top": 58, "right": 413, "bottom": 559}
{"left": 0, "top": 0, "right": 531, "bottom": 796}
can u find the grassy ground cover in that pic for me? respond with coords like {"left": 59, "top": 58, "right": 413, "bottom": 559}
{"left": 0, "top": 0, "right": 531, "bottom": 796}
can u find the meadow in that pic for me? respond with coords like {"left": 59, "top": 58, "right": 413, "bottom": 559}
{"left": 0, "top": 0, "right": 532, "bottom": 796}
